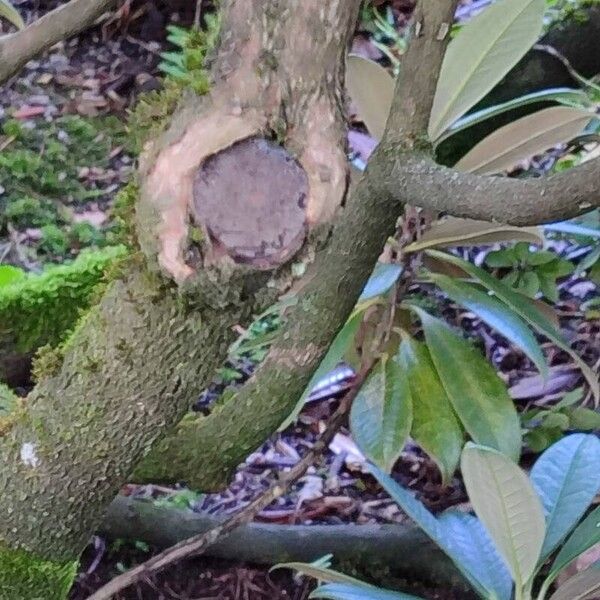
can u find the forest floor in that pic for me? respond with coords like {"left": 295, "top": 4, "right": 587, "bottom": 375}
{"left": 1, "top": 1, "right": 599, "bottom": 598}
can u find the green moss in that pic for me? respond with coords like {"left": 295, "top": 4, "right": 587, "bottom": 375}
{"left": 0, "top": 114, "right": 127, "bottom": 262}
{"left": 4, "top": 196, "right": 60, "bottom": 228}
{"left": 108, "top": 181, "right": 140, "bottom": 247}
{"left": 39, "top": 224, "right": 69, "bottom": 257}
{"left": 0, "top": 246, "right": 127, "bottom": 357}
{"left": 31, "top": 344, "right": 65, "bottom": 382}
{"left": 126, "top": 79, "right": 185, "bottom": 154}
{"left": 0, "top": 546, "right": 78, "bottom": 600}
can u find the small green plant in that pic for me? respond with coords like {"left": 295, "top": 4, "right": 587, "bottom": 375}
{"left": 4, "top": 196, "right": 61, "bottom": 228}
{"left": 39, "top": 224, "right": 69, "bottom": 257}
{"left": 521, "top": 388, "right": 600, "bottom": 451}
{"left": 279, "top": 434, "right": 600, "bottom": 600}
{"left": 485, "top": 242, "right": 574, "bottom": 301}
{"left": 158, "top": 15, "right": 220, "bottom": 95}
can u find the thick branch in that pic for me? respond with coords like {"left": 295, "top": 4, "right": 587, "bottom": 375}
{"left": 101, "top": 496, "right": 465, "bottom": 589}
{"left": 135, "top": 0, "right": 458, "bottom": 490}
{"left": 384, "top": 0, "right": 459, "bottom": 146}
{"left": 0, "top": 0, "right": 361, "bottom": 572}
{"left": 374, "top": 153, "right": 600, "bottom": 226}
{"left": 0, "top": 0, "right": 115, "bottom": 85}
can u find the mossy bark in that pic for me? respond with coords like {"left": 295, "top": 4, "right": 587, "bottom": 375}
{"left": 0, "top": 264, "right": 281, "bottom": 563}
{"left": 0, "top": 246, "right": 127, "bottom": 386}
{"left": 0, "top": 1, "right": 359, "bottom": 594}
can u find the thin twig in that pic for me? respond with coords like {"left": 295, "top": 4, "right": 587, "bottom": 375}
{"left": 0, "top": 0, "right": 116, "bottom": 85}
{"left": 86, "top": 368, "right": 370, "bottom": 600}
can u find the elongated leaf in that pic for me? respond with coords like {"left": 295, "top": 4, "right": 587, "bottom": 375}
{"left": 410, "top": 306, "right": 521, "bottom": 460}
{"left": 404, "top": 217, "right": 543, "bottom": 253}
{"left": 549, "top": 562, "right": 600, "bottom": 600}
{"left": 346, "top": 55, "right": 394, "bottom": 141}
{"left": 548, "top": 506, "right": 600, "bottom": 584}
{"left": 0, "top": 0, "right": 24, "bottom": 29}
{"left": 531, "top": 434, "right": 600, "bottom": 560}
{"left": 396, "top": 338, "right": 462, "bottom": 483}
{"left": 439, "top": 87, "right": 592, "bottom": 143}
{"left": 279, "top": 307, "right": 365, "bottom": 430}
{"left": 428, "top": 0, "right": 545, "bottom": 140}
{"left": 544, "top": 222, "right": 600, "bottom": 240}
{"left": 275, "top": 563, "right": 369, "bottom": 587}
{"left": 430, "top": 274, "right": 547, "bottom": 377}
{"left": 311, "top": 583, "right": 423, "bottom": 600}
{"left": 350, "top": 356, "right": 412, "bottom": 472}
{"left": 369, "top": 464, "right": 498, "bottom": 598}
{"left": 461, "top": 444, "right": 546, "bottom": 588}
{"left": 454, "top": 107, "right": 595, "bottom": 174}
{"left": 426, "top": 250, "right": 599, "bottom": 401}
{"left": 438, "top": 511, "right": 513, "bottom": 600}
{"left": 359, "top": 263, "right": 403, "bottom": 302}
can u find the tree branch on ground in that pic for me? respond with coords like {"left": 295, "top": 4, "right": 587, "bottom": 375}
{"left": 87, "top": 375, "right": 363, "bottom": 600}
{"left": 0, "top": 0, "right": 116, "bottom": 85}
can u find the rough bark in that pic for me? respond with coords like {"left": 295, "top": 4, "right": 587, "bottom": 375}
{"left": 133, "top": 0, "right": 460, "bottom": 490}
{"left": 102, "top": 495, "right": 469, "bottom": 590}
{"left": 0, "top": 0, "right": 116, "bottom": 86}
{"left": 0, "top": 0, "right": 360, "bottom": 592}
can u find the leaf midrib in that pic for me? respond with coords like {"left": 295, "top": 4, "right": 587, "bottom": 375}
{"left": 431, "top": 0, "right": 539, "bottom": 138}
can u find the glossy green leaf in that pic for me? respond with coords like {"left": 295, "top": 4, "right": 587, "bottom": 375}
{"left": 548, "top": 562, "right": 600, "bottom": 600}
{"left": 0, "top": 0, "right": 24, "bottom": 29}
{"left": 426, "top": 250, "right": 599, "bottom": 401}
{"left": 410, "top": 306, "right": 521, "bottom": 460}
{"left": 396, "top": 338, "right": 463, "bottom": 483}
{"left": 350, "top": 356, "right": 412, "bottom": 472}
{"left": 428, "top": 0, "right": 545, "bottom": 140}
{"left": 346, "top": 55, "right": 394, "bottom": 141}
{"left": 369, "top": 464, "right": 500, "bottom": 598}
{"left": 461, "top": 444, "right": 546, "bottom": 588}
{"left": 311, "top": 583, "right": 423, "bottom": 600}
{"left": 569, "top": 408, "right": 600, "bottom": 430}
{"left": 439, "top": 87, "right": 592, "bottom": 144}
{"left": 454, "top": 107, "right": 594, "bottom": 174}
{"left": 404, "top": 217, "right": 543, "bottom": 253}
{"left": 0, "top": 265, "right": 26, "bottom": 287}
{"left": 437, "top": 511, "right": 513, "bottom": 600}
{"left": 548, "top": 506, "right": 600, "bottom": 585}
{"left": 430, "top": 274, "right": 547, "bottom": 377}
{"left": 279, "top": 307, "right": 365, "bottom": 430}
{"left": 359, "top": 263, "right": 403, "bottom": 302}
{"left": 531, "top": 434, "right": 600, "bottom": 560}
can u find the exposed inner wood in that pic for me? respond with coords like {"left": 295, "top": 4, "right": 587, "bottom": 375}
{"left": 192, "top": 137, "right": 309, "bottom": 268}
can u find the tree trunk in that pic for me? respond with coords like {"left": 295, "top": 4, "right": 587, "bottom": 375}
{"left": 1, "top": 1, "right": 599, "bottom": 596}
{"left": 0, "top": 0, "right": 360, "bottom": 595}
